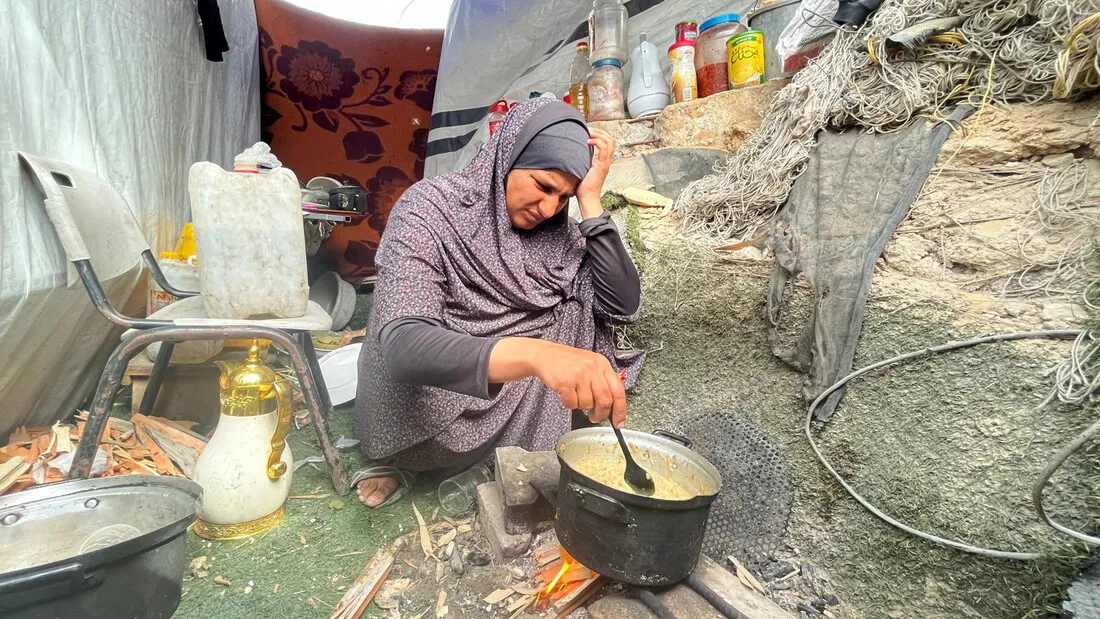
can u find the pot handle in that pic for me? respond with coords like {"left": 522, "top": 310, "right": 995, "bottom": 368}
{"left": 567, "top": 483, "right": 634, "bottom": 524}
{"left": 653, "top": 429, "right": 692, "bottom": 448}
{"left": 0, "top": 560, "right": 102, "bottom": 610}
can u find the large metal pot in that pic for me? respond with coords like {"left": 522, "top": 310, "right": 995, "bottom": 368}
{"left": 554, "top": 428, "right": 722, "bottom": 586}
{"left": 0, "top": 475, "right": 201, "bottom": 618}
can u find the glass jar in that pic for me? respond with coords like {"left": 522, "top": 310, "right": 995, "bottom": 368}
{"left": 589, "top": 0, "right": 628, "bottom": 64}
{"left": 694, "top": 13, "right": 747, "bottom": 97}
{"left": 586, "top": 58, "right": 627, "bottom": 121}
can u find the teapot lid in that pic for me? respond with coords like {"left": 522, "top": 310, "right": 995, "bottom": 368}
{"left": 225, "top": 340, "right": 278, "bottom": 390}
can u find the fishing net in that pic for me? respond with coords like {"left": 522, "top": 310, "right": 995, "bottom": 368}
{"left": 675, "top": 0, "right": 1100, "bottom": 240}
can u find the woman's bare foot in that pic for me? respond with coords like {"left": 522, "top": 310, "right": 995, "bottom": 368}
{"left": 357, "top": 476, "right": 400, "bottom": 507}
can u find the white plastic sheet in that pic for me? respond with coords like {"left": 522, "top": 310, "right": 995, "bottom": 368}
{"left": 425, "top": 0, "right": 751, "bottom": 176}
{"left": 0, "top": 0, "right": 260, "bottom": 437}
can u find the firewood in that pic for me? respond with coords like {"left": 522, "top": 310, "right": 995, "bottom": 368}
{"left": 552, "top": 575, "right": 606, "bottom": 618}
{"left": 0, "top": 457, "right": 30, "bottom": 495}
{"left": 142, "top": 425, "right": 199, "bottom": 479}
{"left": 330, "top": 542, "right": 398, "bottom": 619}
{"left": 134, "top": 414, "right": 207, "bottom": 451}
{"left": 131, "top": 418, "right": 179, "bottom": 476}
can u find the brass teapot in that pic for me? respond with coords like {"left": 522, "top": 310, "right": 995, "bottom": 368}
{"left": 193, "top": 341, "right": 293, "bottom": 540}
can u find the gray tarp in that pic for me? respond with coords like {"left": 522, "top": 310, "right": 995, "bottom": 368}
{"left": 0, "top": 0, "right": 260, "bottom": 437}
{"left": 767, "top": 108, "right": 971, "bottom": 421}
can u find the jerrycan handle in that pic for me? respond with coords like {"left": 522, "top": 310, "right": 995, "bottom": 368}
{"left": 266, "top": 379, "right": 293, "bottom": 479}
{"left": 639, "top": 34, "right": 653, "bottom": 88}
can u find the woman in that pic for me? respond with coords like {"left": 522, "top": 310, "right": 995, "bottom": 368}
{"left": 352, "top": 97, "right": 644, "bottom": 508}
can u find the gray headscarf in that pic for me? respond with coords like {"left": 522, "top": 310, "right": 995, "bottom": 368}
{"left": 509, "top": 115, "right": 592, "bottom": 181}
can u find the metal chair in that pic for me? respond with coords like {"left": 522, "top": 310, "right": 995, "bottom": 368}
{"left": 19, "top": 153, "right": 348, "bottom": 494}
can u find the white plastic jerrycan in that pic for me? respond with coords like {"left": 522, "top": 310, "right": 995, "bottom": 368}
{"left": 626, "top": 33, "right": 671, "bottom": 119}
{"left": 188, "top": 142, "right": 309, "bottom": 319}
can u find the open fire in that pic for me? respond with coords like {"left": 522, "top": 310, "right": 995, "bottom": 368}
{"left": 532, "top": 544, "right": 603, "bottom": 614}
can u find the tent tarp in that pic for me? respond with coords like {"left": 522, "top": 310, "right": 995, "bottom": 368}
{"left": 425, "top": 0, "right": 749, "bottom": 177}
{"left": 0, "top": 0, "right": 260, "bottom": 437}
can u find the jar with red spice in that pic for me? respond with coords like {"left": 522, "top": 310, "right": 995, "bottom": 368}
{"left": 694, "top": 14, "right": 746, "bottom": 97}
{"left": 488, "top": 100, "right": 509, "bottom": 136}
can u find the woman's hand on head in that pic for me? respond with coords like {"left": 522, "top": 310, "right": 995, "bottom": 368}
{"left": 575, "top": 128, "right": 616, "bottom": 219}
{"left": 487, "top": 338, "right": 627, "bottom": 428}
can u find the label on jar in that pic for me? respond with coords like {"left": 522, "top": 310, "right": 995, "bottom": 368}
{"left": 669, "top": 45, "right": 697, "bottom": 103}
{"left": 728, "top": 31, "right": 766, "bottom": 89}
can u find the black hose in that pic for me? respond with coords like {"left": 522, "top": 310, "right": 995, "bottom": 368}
{"left": 686, "top": 574, "right": 751, "bottom": 619}
{"left": 635, "top": 588, "right": 676, "bottom": 619}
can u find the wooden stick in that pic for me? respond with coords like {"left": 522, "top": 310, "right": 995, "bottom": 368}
{"left": 330, "top": 543, "right": 398, "bottom": 619}
{"left": 553, "top": 575, "right": 606, "bottom": 618}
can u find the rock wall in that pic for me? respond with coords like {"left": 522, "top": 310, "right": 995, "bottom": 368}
{"left": 878, "top": 99, "right": 1100, "bottom": 330}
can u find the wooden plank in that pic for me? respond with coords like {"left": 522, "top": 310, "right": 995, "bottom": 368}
{"left": 693, "top": 555, "right": 796, "bottom": 619}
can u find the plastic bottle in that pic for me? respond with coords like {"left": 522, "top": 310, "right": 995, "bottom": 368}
{"left": 668, "top": 40, "right": 698, "bottom": 103}
{"left": 188, "top": 142, "right": 309, "bottom": 319}
{"left": 488, "top": 100, "right": 509, "bottom": 136}
{"left": 589, "top": 0, "right": 628, "bottom": 64}
{"left": 569, "top": 41, "right": 591, "bottom": 118}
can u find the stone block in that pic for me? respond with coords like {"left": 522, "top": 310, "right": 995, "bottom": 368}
{"left": 476, "top": 481, "right": 532, "bottom": 562}
{"left": 654, "top": 79, "right": 789, "bottom": 152}
{"left": 946, "top": 99, "right": 1100, "bottom": 165}
{"left": 495, "top": 446, "right": 559, "bottom": 534}
{"left": 589, "top": 117, "right": 660, "bottom": 158}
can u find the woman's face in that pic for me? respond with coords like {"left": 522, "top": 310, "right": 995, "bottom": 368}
{"left": 505, "top": 168, "right": 581, "bottom": 230}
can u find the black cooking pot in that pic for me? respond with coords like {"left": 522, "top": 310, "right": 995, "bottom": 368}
{"left": 0, "top": 475, "right": 201, "bottom": 619}
{"left": 554, "top": 428, "right": 722, "bottom": 586}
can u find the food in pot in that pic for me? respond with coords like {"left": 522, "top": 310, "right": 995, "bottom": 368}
{"left": 571, "top": 452, "right": 703, "bottom": 500}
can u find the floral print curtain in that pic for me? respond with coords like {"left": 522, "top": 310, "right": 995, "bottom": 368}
{"left": 255, "top": 0, "right": 443, "bottom": 281}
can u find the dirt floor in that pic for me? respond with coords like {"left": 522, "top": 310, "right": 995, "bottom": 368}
{"left": 173, "top": 208, "right": 1097, "bottom": 619}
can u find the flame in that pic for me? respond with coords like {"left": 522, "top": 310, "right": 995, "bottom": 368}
{"left": 541, "top": 559, "right": 572, "bottom": 598}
